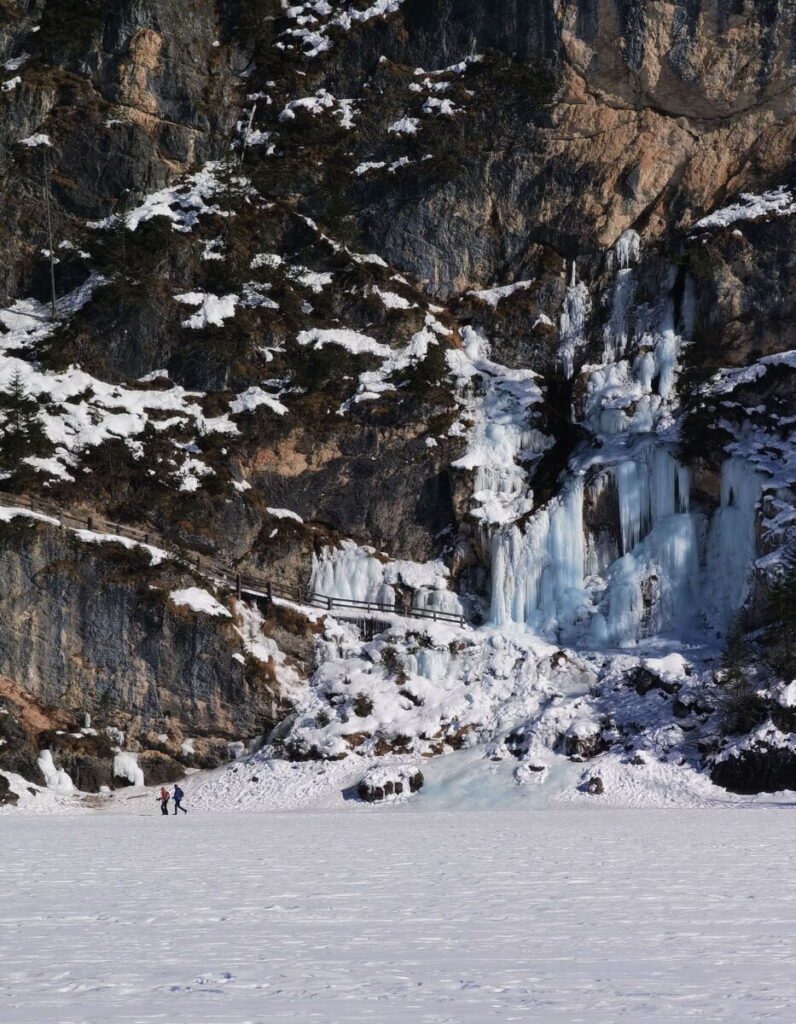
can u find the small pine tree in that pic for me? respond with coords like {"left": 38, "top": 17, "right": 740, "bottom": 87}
{"left": 0, "top": 370, "right": 52, "bottom": 471}
{"left": 769, "top": 539, "right": 796, "bottom": 626}
{"left": 764, "top": 539, "right": 796, "bottom": 676}
{"left": 714, "top": 619, "right": 766, "bottom": 734}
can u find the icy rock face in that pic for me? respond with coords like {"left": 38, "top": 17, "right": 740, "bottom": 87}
{"left": 310, "top": 540, "right": 464, "bottom": 615}
{"left": 0, "top": 522, "right": 281, "bottom": 750}
{"left": 478, "top": 218, "right": 767, "bottom": 650}
{"left": 450, "top": 327, "right": 548, "bottom": 527}
{"left": 0, "top": 0, "right": 793, "bottom": 798}
{"left": 490, "top": 447, "right": 763, "bottom": 646}
{"left": 311, "top": 541, "right": 395, "bottom": 606}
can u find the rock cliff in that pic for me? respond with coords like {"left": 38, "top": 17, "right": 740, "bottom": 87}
{"left": 0, "top": 0, "right": 795, "bottom": 796}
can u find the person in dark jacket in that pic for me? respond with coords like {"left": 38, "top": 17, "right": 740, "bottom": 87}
{"left": 158, "top": 787, "right": 169, "bottom": 815}
{"left": 172, "top": 784, "right": 187, "bottom": 814}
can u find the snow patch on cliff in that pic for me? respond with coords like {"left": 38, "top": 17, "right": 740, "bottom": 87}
{"left": 693, "top": 187, "right": 796, "bottom": 231}
{"left": 170, "top": 588, "right": 231, "bottom": 618}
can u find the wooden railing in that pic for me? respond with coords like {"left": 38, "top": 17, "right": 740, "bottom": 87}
{"left": 0, "top": 491, "right": 465, "bottom": 626}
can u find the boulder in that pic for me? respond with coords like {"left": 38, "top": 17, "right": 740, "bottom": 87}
{"left": 581, "top": 775, "right": 604, "bottom": 795}
{"left": 561, "top": 719, "right": 608, "bottom": 761}
{"left": 630, "top": 667, "right": 679, "bottom": 696}
{"left": 60, "top": 755, "right": 113, "bottom": 793}
{"left": 711, "top": 748, "right": 796, "bottom": 795}
{"left": 357, "top": 765, "right": 424, "bottom": 803}
{"left": 0, "top": 775, "right": 18, "bottom": 805}
{"left": 138, "top": 751, "right": 185, "bottom": 787}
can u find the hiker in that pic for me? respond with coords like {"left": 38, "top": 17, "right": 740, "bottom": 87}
{"left": 173, "top": 783, "right": 187, "bottom": 814}
{"left": 158, "top": 787, "right": 169, "bottom": 815}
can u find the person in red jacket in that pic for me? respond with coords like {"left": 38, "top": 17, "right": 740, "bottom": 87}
{"left": 158, "top": 787, "right": 169, "bottom": 815}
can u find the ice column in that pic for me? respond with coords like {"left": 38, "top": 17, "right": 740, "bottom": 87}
{"left": 704, "top": 457, "right": 765, "bottom": 631}
{"left": 558, "top": 264, "right": 590, "bottom": 379}
{"left": 490, "top": 479, "right": 587, "bottom": 637}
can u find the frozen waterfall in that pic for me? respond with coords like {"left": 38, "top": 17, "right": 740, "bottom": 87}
{"left": 704, "top": 457, "right": 767, "bottom": 632}
{"left": 489, "top": 450, "right": 763, "bottom": 648}
{"left": 311, "top": 542, "right": 395, "bottom": 606}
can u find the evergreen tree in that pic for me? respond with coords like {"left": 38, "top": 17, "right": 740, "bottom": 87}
{"left": 0, "top": 370, "right": 52, "bottom": 471}
{"left": 769, "top": 539, "right": 796, "bottom": 626}
{"left": 714, "top": 619, "right": 766, "bottom": 734}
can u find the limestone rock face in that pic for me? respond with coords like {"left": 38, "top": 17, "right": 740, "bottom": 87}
{"left": 0, "top": 0, "right": 794, "bottom": 794}
{"left": 0, "top": 520, "right": 279, "bottom": 741}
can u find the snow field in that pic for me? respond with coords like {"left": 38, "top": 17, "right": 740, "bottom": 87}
{"left": 3, "top": 809, "right": 796, "bottom": 1023}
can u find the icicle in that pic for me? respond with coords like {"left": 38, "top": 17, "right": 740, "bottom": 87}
{"left": 614, "top": 230, "right": 640, "bottom": 270}
{"left": 603, "top": 232, "right": 640, "bottom": 363}
{"left": 558, "top": 265, "right": 590, "bottom": 379}
{"left": 602, "top": 269, "right": 636, "bottom": 363}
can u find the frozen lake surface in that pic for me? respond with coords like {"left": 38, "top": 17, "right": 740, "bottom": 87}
{"left": 2, "top": 807, "right": 796, "bottom": 1023}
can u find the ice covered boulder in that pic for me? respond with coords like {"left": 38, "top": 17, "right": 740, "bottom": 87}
{"left": 580, "top": 775, "right": 604, "bottom": 795}
{"left": 357, "top": 765, "right": 424, "bottom": 803}
{"left": 561, "top": 717, "right": 607, "bottom": 761}
{"left": 711, "top": 724, "right": 796, "bottom": 794}
{"left": 514, "top": 761, "right": 548, "bottom": 785}
{"left": 630, "top": 665, "right": 680, "bottom": 696}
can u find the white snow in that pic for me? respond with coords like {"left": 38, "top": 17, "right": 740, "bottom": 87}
{"left": 296, "top": 328, "right": 390, "bottom": 358}
{"left": 387, "top": 116, "right": 420, "bottom": 134}
{"left": 0, "top": 274, "right": 237, "bottom": 482}
{"left": 175, "top": 291, "right": 238, "bottom": 329}
{"left": 267, "top": 507, "right": 304, "bottom": 522}
{"left": 0, "top": 505, "right": 60, "bottom": 527}
{"left": 74, "top": 529, "right": 169, "bottom": 566}
{"left": 122, "top": 162, "right": 244, "bottom": 233}
{"left": 421, "top": 96, "right": 459, "bottom": 116}
{"left": 693, "top": 187, "right": 796, "bottom": 230}
{"left": 19, "top": 133, "right": 51, "bottom": 148}
{"left": 369, "top": 286, "right": 412, "bottom": 309}
{"left": 280, "top": 0, "right": 407, "bottom": 58}
{"left": 169, "top": 588, "right": 231, "bottom": 618}
{"left": 278, "top": 89, "right": 356, "bottom": 129}
{"left": 466, "top": 279, "right": 535, "bottom": 307}
{"left": 4, "top": 809, "right": 796, "bottom": 1022}
{"left": 354, "top": 160, "right": 386, "bottom": 175}
{"left": 229, "top": 386, "right": 288, "bottom": 417}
